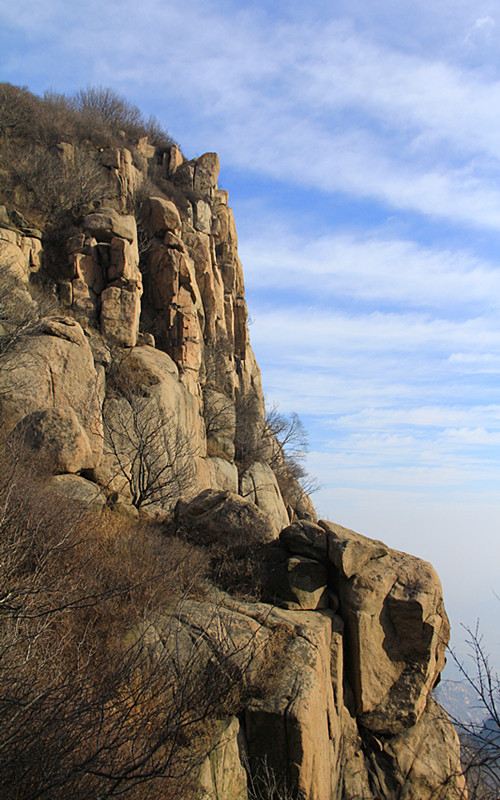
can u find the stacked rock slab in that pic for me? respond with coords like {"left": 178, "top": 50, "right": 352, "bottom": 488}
{"left": 158, "top": 534, "right": 464, "bottom": 800}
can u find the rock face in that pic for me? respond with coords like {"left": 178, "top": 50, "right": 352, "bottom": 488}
{"left": 0, "top": 135, "right": 465, "bottom": 798}
{"left": 281, "top": 520, "right": 449, "bottom": 735}
{"left": 157, "top": 587, "right": 464, "bottom": 800}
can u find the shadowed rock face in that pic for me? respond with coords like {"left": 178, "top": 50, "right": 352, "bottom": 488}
{"left": 0, "top": 132, "right": 465, "bottom": 798}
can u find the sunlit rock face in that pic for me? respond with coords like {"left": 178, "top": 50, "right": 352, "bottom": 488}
{"left": 0, "top": 128, "right": 466, "bottom": 799}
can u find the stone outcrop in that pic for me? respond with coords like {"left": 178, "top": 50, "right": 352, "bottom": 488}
{"left": 156, "top": 586, "right": 464, "bottom": 800}
{"left": 281, "top": 520, "right": 450, "bottom": 735}
{"left": 0, "top": 316, "right": 103, "bottom": 467}
{"left": 175, "top": 488, "right": 272, "bottom": 544}
{"left": 0, "top": 132, "right": 466, "bottom": 799}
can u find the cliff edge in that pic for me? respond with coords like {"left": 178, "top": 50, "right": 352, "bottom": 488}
{"left": 0, "top": 85, "right": 466, "bottom": 799}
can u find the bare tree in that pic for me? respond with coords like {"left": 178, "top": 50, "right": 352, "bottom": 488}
{"left": 0, "top": 444, "right": 285, "bottom": 800}
{"left": 446, "top": 624, "right": 500, "bottom": 799}
{"left": 6, "top": 144, "right": 107, "bottom": 222}
{"left": 104, "top": 392, "right": 195, "bottom": 511}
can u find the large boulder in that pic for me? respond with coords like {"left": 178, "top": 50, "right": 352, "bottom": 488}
{"left": 379, "top": 697, "right": 467, "bottom": 800}
{"left": 48, "top": 474, "right": 106, "bottom": 509}
{"left": 83, "top": 208, "right": 137, "bottom": 245}
{"left": 193, "top": 152, "right": 220, "bottom": 196}
{"left": 240, "top": 461, "right": 289, "bottom": 538}
{"left": 143, "top": 196, "right": 182, "bottom": 237}
{"left": 0, "top": 317, "right": 103, "bottom": 467}
{"left": 13, "top": 407, "right": 95, "bottom": 473}
{"left": 280, "top": 520, "right": 450, "bottom": 735}
{"left": 175, "top": 489, "right": 272, "bottom": 545}
{"left": 100, "top": 283, "right": 142, "bottom": 347}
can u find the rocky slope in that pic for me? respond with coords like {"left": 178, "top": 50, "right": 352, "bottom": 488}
{"left": 0, "top": 92, "right": 466, "bottom": 799}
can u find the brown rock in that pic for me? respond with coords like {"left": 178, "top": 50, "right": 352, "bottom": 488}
{"left": 143, "top": 196, "right": 182, "bottom": 237}
{"left": 167, "top": 144, "right": 183, "bottom": 174}
{"left": 0, "top": 316, "right": 103, "bottom": 466}
{"left": 280, "top": 520, "right": 328, "bottom": 560}
{"left": 321, "top": 520, "right": 450, "bottom": 734}
{"left": 268, "top": 550, "right": 329, "bottom": 610}
{"left": 100, "top": 284, "right": 142, "bottom": 347}
{"left": 194, "top": 199, "right": 212, "bottom": 234}
{"left": 83, "top": 208, "right": 137, "bottom": 243}
{"left": 108, "top": 237, "right": 141, "bottom": 284}
{"left": 193, "top": 152, "right": 220, "bottom": 196}
{"left": 175, "top": 488, "right": 272, "bottom": 545}
{"left": 14, "top": 407, "right": 95, "bottom": 473}
{"left": 240, "top": 461, "right": 289, "bottom": 538}
{"left": 49, "top": 474, "right": 106, "bottom": 509}
{"left": 206, "top": 456, "right": 239, "bottom": 493}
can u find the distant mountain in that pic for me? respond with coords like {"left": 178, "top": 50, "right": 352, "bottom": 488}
{"left": 434, "top": 679, "right": 489, "bottom": 726}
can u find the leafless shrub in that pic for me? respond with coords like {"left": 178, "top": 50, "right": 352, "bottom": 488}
{"left": 104, "top": 391, "right": 195, "bottom": 511}
{"left": 447, "top": 625, "right": 500, "bottom": 799}
{"left": 246, "top": 757, "right": 299, "bottom": 800}
{"left": 234, "top": 396, "right": 317, "bottom": 514}
{"left": 7, "top": 144, "right": 107, "bottom": 222}
{"left": 0, "top": 83, "right": 39, "bottom": 140}
{"left": 0, "top": 445, "right": 278, "bottom": 800}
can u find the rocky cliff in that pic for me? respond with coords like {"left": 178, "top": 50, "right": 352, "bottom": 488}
{"left": 0, "top": 86, "right": 466, "bottom": 799}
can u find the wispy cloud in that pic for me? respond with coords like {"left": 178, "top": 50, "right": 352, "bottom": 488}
{"left": 5, "top": 2, "right": 500, "bottom": 228}
{"left": 241, "top": 227, "right": 500, "bottom": 313}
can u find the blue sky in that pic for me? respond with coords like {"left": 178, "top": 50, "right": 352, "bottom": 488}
{"left": 2, "top": 0, "right": 499, "bottom": 668}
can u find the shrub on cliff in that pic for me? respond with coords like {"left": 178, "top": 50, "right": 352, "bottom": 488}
{"left": 0, "top": 83, "right": 175, "bottom": 149}
{"left": 234, "top": 394, "right": 317, "bottom": 514}
{"left": 0, "top": 445, "right": 277, "bottom": 800}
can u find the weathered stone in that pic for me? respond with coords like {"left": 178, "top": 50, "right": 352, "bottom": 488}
{"left": 167, "top": 144, "right": 183, "bottom": 174}
{"left": 137, "top": 331, "right": 155, "bottom": 347}
{"left": 83, "top": 208, "right": 137, "bottom": 243}
{"left": 193, "top": 152, "right": 220, "bottom": 196}
{"left": 206, "top": 456, "right": 239, "bottom": 493}
{"left": 241, "top": 462, "right": 289, "bottom": 538}
{"left": 14, "top": 407, "right": 95, "bottom": 473}
{"left": 272, "top": 554, "right": 329, "bottom": 610}
{"left": 100, "top": 147, "right": 121, "bottom": 169}
{"left": 185, "top": 230, "right": 225, "bottom": 341}
{"left": 100, "top": 284, "right": 142, "bottom": 347}
{"left": 135, "top": 137, "right": 156, "bottom": 160}
{"left": 194, "top": 199, "right": 212, "bottom": 234}
{"left": 48, "top": 474, "right": 106, "bottom": 509}
{"left": 72, "top": 251, "right": 104, "bottom": 293}
{"left": 108, "top": 236, "right": 141, "bottom": 284}
{"left": 320, "top": 520, "right": 450, "bottom": 734}
{"left": 143, "top": 196, "right": 182, "bottom": 237}
{"left": 244, "top": 604, "right": 342, "bottom": 800}
{"left": 175, "top": 489, "right": 272, "bottom": 545}
{"left": 171, "top": 160, "right": 195, "bottom": 192}
{"left": 0, "top": 316, "right": 103, "bottom": 465}
{"left": 381, "top": 697, "right": 467, "bottom": 799}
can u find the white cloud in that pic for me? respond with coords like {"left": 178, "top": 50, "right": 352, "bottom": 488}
{"left": 7, "top": 2, "right": 500, "bottom": 228}
{"left": 241, "top": 227, "right": 500, "bottom": 312}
